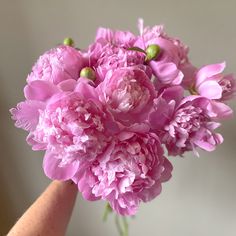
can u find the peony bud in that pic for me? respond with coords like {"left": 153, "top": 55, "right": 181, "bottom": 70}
{"left": 145, "top": 44, "right": 161, "bottom": 61}
{"left": 63, "top": 37, "right": 74, "bottom": 47}
{"left": 80, "top": 67, "right": 96, "bottom": 81}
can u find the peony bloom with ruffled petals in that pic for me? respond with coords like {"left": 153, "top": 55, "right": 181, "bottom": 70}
{"left": 194, "top": 62, "right": 236, "bottom": 101}
{"left": 30, "top": 89, "right": 117, "bottom": 160}
{"left": 97, "top": 67, "right": 156, "bottom": 125}
{"left": 74, "top": 131, "right": 173, "bottom": 215}
{"left": 27, "top": 45, "right": 85, "bottom": 84}
{"left": 87, "top": 41, "right": 148, "bottom": 82}
{"left": 149, "top": 86, "right": 233, "bottom": 156}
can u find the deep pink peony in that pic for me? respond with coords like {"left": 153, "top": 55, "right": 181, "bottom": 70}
{"left": 194, "top": 62, "right": 236, "bottom": 101}
{"left": 97, "top": 67, "right": 156, "bottom": 125}
{"left": 73, "top": 130, "right": 173, "bottom": 215}
{"left": 27, "top": 45, "right": 85, "bottom": 84}
{"left": 149, "top": 86, "right": 233, "bottom": 156}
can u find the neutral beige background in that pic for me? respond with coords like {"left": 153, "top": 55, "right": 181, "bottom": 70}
{"left": 1, "top": 0, "right": 236, "bottom": 235}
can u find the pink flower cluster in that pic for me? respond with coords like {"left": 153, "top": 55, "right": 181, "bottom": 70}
{"left": 10, "top": 19, "right": 235, "bottom": 216}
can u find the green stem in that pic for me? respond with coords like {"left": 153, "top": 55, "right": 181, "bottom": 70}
{"left": 122, "top": 216, "right": 129, "bottom": 236}
{"left": 103, "top": 204, "right": 129, "bottom": 236}
{"left": 115, "top": 215, "right": 124, "bottom": 236}
{"left": 103, "top": 202, "right": 112, "bottom": 222}
{"left": 114, "top": 215, "right": 129, "bottom": 236}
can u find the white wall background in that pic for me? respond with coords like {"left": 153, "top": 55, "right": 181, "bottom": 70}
{"left": 1, "top": 0, "right": 236, "bottom": 235}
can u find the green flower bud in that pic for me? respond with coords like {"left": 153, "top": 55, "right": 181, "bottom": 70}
{"left": 145, "top": 44, "right": 161, "bottom": 61}
{"left": 63, "top": 37, "right": 74, "bottom": 47}
{"left": 80, "top": 67, "right": 96, "bottom": 81}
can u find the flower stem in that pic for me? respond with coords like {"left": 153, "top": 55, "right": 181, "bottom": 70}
{"left": 102, "top": 203, "right": 129, "bottom": 236}
{"left": 115, "top": 215, "right": 129, "bottom": 236}
{"left": 103, "top": 202, "right": 113, "bottom": 222}
{"left": 115, "top": 215, "right": 124, "bottom": 236}
{"left": 122, "top": 216, "right": 129, "bottom": 236}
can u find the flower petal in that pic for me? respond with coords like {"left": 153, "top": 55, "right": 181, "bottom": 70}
{"left": 10, "top": 100, "right": 45, "bottom": 131}
{"left": 151, "top": 61, "right": 183, "bottom": 85}
{"left": 196, "top": 62, "right": 226, "bottom": 86}
{"left": 43, "top": 151, "right": 79, "bottom": 180}
{"left": 208, "top": 101, "right": 233, "bottom": 119}
{"left": 197, "top": 80, "right": 222, "bottom": 99}
{"left": 57, "top": 79, "right": 77, "bottom": 91}
{"left": 24, "top": 80, "right": 59, "bottom": 101}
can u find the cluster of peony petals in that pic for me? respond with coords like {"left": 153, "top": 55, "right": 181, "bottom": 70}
{"left": 10, "top": 20, "right": 235, "bottom": 215}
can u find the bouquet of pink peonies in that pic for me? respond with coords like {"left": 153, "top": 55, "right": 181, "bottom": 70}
{"left": 10, "top": 19, "right": 235, "bottom": 235}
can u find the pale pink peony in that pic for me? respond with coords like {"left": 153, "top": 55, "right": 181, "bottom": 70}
{"left": 149, "top": 86, "right": 233, "bottom": 156}
{"left": 97, "top": 67, "right": 156, "bottom": 125}
{"left": 27, "top": 45, "right": 85, "bottom": 84}
{"left": 194, "top": 62, "right": 236, "bottom": 101}
{"left": 73, "top": 131, "right": 173, "bottom": 215}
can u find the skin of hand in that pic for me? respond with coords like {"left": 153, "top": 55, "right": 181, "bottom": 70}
{"left": 7, "top": 180, "right": 78, "bottom": 236}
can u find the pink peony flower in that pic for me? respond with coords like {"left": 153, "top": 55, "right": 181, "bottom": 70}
{"left": 149, "top": 86, "right": 233, "bottom": 156}
{"left": 27, "top": 45, "right": 85, "bottom": 84}
{"left": 73, "top": 131, "right": 173, "bottom": 215}
{"left": 135, "top": 19, "right": 189, "bottom": 86}
{"left": 87, "top": 41, "right": 148, "bottom": 82}
{"left": 137, "top": 19, "right": 189, "bottom": 66}
{"left": 11, "top": 78, "right": 96, "bottom": 135}
{"left": 29, "top": 87, "right": 118, "bottom": 160}
{"left": 194, "top": 62, "right": 236, "bottom": 101}
{"left": 38, "top": 87, "right": 119, "bottom": 181}
{"left": 97, "top": 67, "right": 156, "bottom": 125}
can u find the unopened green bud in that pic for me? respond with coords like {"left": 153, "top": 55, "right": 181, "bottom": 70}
{"left": 145, "top": 44, "right": 161, "bottom": 61}
{"left": 63, "top": 37, "right": 74, "bottom": 47}
{"left": 80, "top": 67, "right": 96, "bottom": 81}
